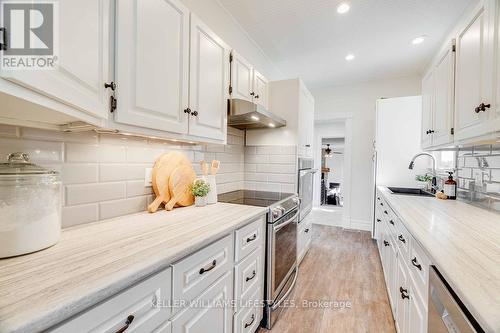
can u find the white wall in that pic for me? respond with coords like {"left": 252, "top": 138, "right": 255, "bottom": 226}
{"left": 326, "top": 154, "right": 344, "bottom": 184}
{"left": 181, "top": 0, "right": 283, "bottom": 80}
{"left": 313, "top": 76, "right": 421, "bottom": 230}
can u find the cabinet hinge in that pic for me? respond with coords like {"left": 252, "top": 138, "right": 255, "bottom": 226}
{"left": 110, "top": 96, "right": 117, "bottom": 113}
{"left": 450, "top": 127, "right": 454, "bottom": 135}
{"left": 229, "top": 53, "right": 233, "bottom": 63}
{"left": 229, "top": 85, "right": 232, "bottom": 95}
{"left": 0, "top": 28, "right": 7, "bottom": 51}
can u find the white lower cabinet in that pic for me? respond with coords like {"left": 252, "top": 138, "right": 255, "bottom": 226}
{"left": 376, "top": 190, "right": 430, "bottom": 333}
{"left": 48, "top": 215, "right": 265, "bottom": 333}
{"left": 297, "top": 217, "right": 312, "bottom": 264}
{"left": 171, "top": 272, "right": 233, "bottom": 333}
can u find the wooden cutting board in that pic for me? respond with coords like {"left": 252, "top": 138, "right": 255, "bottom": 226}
{"left": 164, "top": 165, "right": 197, "bottom": 211}
{"left": 148, "top": 152, "right": 192, "bottom": 213}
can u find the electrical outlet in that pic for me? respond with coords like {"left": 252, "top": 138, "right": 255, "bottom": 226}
{"left": 144, "top": 168, "right": 152, "bottom": 187}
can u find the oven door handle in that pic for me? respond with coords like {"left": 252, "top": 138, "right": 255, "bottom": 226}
{"left": 273, "top": 210, "right": 299, "bottom": 232}
{"left": 299, "top": 169, "right": 318, "bottom": 177}
{"left": 271, "top": 268, "right": 298, "bottom": 310}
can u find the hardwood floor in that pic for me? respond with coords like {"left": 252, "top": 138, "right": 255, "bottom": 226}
{"left": 258, "top": 225, "right": 396, "bottom": 333}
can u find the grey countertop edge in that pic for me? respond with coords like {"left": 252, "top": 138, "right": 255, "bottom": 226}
{"left": 3, "top": 206, "right": 268, "bottom": 333}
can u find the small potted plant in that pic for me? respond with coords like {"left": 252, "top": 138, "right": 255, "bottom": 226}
{"left": 415, "top": 174, "right": 433, "bottom": 191}
{"left": 192, "top": 179, "right": 210, "bottom": 207}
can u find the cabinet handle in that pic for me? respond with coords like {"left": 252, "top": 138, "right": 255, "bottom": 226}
{"left": 246, "top": 270, "right": 257, "bottom": 282}
{"left": 389, "top": 220, "right": 395, "bottom": 225}
{"left": 380, "top": 202, "right": 384, "bottom": 206}
{"left": 246, "top": 234, "right": 257, "bottom": 243}
{"left": 384, "top": 210, "right": 388, "bottom": 215}
{"left": 255, "top": 94, "right": 259, "bottom": 99}
{"left": 0, "top": 27, "right": 7, "bottom": 50}
{"left": 199, "top": 260, "right": 217, "bottom": 275}
{"left": 398, "top": 235, "right": 406, "bottom": 243}
{"left": 250, "top": 92, "right": 255, "bottom": 96}
{"left": 184, "top": 108, "right": 191, "bottom": 114}
{"left": 475, "top": 103, "right": 491, "bottom": 113}
{"left": 383, "top": 240, "right": 390, "bottom": 247}
{"left": 191, "top": 110, "right": 199, "bottom": 116}
{"left": 428, "top": 130, "right": 435, "bottom": 134}
{"left": 115, "top": 315, "right": 134, "bottom": 333}
{"left": 400, "top": 287, "right": 409, "bottom": 300}
{"left": 244, "top": 314, "right": 255, "bottom": 328}
{"left": 426, "top": 130, "right": 430, "bottom": 134}
{"left": 305, "top": 228, "right": 310, "bottom": 233}
{"left": 411, "top": 257, "right": 422, "bottom": 271}
{"left": 104, "top": 81, "right": 116, "bottom": 91}
{"left": 377, "top": 197, "right": 380, "bottom": 201}
{"left": 376, "top": 219, "right": 381, "bottom": 223}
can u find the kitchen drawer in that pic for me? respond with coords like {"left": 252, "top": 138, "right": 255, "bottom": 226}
{"left": 234, "top": 216, "right": 265, "bottom": 262}
{"left": 394, "top": 218, "right": 411, "bottom": 260}
{"left": 233, "top": 288, "right": 262, "bottom": 333}
{"left": 234, "top": 248, "right": 262, "bottom": 311}
{"left": 50, "top": 268, "right": 172, "bottom": 333}
{"left": 408, "top": 237, "right": 431, "bottom": 302}
{"left": 298, "top": 219, "right": 312, "bottom": 263}
{"left": 153, "top": 321, "right": 172, "bottom": 333}
{"left": 172, "top": 234, "right": 233, "bottom": 311}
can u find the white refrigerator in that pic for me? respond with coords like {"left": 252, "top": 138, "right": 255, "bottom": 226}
{"left": 372, "top": 96, "right": 427, "bottom": 235}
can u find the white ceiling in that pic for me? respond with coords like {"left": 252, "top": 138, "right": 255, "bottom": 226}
{"left": 219, "top": 0, "right": 475, "bottom": 88}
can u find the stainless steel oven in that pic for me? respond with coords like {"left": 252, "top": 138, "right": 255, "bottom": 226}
{"left": 298, "top": 157, "right": 316, "bottom": 222}
{"left": 264, "top": 205, "right": 299, "bottom": 329}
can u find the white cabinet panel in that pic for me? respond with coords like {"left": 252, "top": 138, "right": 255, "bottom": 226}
{"left": 432, "top": 44, "right": 455, "bottom": 146}
{"left": 421, "top": 71, "right": 434, "bottom": 149}
{"left": 230, "top": 52, "right": 253, "bottom": 102}
{"left": 0, "top": 0, "right": 111, "bottom": 119}
{"left": 115, "top": 0, "right": 189, "bottom": 133}
{"left": 188, "top": 14, "right": 229, "bottom": 141}
{"left": 252, "top": 70, "right": 268, "bottom": 109}
{"left": 454, "top": 0, "right": 495, "bottom": 141}
{"left": 171, "top": 272, "right": 233, "bottom": 333}
{"left": 298, "top": 84, "right": 315, "bottom": 157}
{"left": 395, "top": 256, "right": 409, "bottom": 333}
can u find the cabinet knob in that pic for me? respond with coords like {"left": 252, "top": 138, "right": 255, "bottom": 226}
{"left": 398, "top": 234, "right": 406, "bottom": 243}
{"left": 104, "top": 81, "right": 116, "bottom": 91}
{"left": 399, "top": 287, "right": 409, "bottom": 300}
{"left": 475, "top": 103, "right": 491, "bottom": 113}
{"left": 184, "top": 108, "right": 191, "bottom": 114}
{"left": 250, "top": 92, "right": 255, "bottom": 96}
{"left": 191, "top": 110, "right": 199, "bottom": 117}
{"left": 389, "top": 220, "right": 395, "bottom": 225}
{"left": 255, "top": 94, "right": 259, "bottom": 99}
{"left": 305, "top": 228, "right": 310, "bottom": 233}
{"left": 383, "top": 240, "right": 390, "bottom": 247}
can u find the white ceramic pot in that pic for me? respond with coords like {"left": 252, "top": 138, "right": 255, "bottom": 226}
{"left": 195, "top": 196, "right": 207, "bottom": 207}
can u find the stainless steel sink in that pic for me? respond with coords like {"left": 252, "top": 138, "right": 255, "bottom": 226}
{"left": 387, "top": 187, "right": 434, "bottom": 197}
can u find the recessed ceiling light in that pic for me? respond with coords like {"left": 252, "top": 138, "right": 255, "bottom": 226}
{"left": 268, "top": 123, "right": 276, "bottom": 128}
{"left": 412, "top": 35, "right": 427, "bottom": 45}
{"left": 337, "top": 3, "right": 350, "bottom": 14}
{"left": 251, "top": 115, "right": 260, "bottom": 121}
{"left": 345, "top": 54, "right": 355, "bottom": 61}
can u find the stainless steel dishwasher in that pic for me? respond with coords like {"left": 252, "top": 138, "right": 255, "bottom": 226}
{"left": 428, "top": 266, "right": 484, "bottom": 333}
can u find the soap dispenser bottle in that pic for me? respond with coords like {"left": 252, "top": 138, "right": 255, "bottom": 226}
{"left": 444, "top": 171, "right": 457, "bottom": 200}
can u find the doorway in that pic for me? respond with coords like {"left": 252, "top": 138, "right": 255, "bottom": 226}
{"left": 321, "top": 138, "right": 344, "bottom": 207}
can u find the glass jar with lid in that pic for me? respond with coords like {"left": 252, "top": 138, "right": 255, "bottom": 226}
{"left": 0, "top": 152, "right": 61, "bottom": 258}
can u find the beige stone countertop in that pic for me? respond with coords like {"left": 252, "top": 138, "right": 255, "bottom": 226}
{"left": 378, "top": 186, "right": 500, "bottom": 333}
{"left": 0, "top": 203, "right": 267, "bottom": 333}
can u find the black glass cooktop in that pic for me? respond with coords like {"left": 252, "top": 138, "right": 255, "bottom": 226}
{"left": 218, "top": 190, "right": 295, "bottom": 207}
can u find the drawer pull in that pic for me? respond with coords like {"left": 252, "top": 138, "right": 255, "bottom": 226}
{"left": 305, "top": 228, "right": 310, "bottom": 233}
{"left": 389, "top": 220, "right": 394, "bottom": 225}
{"left": 383, "top": 240, "right": 389, "bottom": 247}
{"left": 246, "top": 234, "right": 257, "bottom": 243}
{"left": 411, "top": 257, "right": 422, "bottom": 271}
{"left": 384, "top": 210, "right": 388, "bottom": 215}
{"left": 199, "top": 260, "right": 217, "bottom": 275}
{"left": 246, "top": 270, "right": 256, "bottom": 282}
{"left": 380, "top": 202, "right": 384, "bottom": 206}
{"left": 376, "top": 219, "right": 381, "bottom": 223}
{"left": 399, "top": 287, "right": 409, "bottom": 300}
{"left": 398, "top": 235, "right": 406, "bottom": 244}
{"left": 244, "top": 314, "right": 255, "bottom": 328}
{"left": 115, "top": 315, "right": 134, "bottom": 333}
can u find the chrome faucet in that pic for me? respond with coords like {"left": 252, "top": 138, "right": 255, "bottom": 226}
{"left": 408, "top": 152, "right": 438, "bottom": 193}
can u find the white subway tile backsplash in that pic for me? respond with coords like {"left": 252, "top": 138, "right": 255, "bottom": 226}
{"left": 0, "top": 138, "right": 63, "bottom": 163}
{"left": 62, "top": 204, "right": 99, "bottom": 228}
{"left": 256, "top": 163, "right": 296, "bottom": 174}
{"left": 99, "top": 164, "right": 149, "bottom": 182}
{"left": 281, "top": 184, "right": 296, "bottom": 193}
{"left": 126, "top": 146, "right": 165, "bottom": 163}
{"left": 66, "top": 182, "right": 126, "bottom": 205}
{"left": 98, "top": 144, "right": 127, "bottom": 163}
{"left": 61, "top": 164, "right": 98, "bottom": 184}
{"left": 245, "top": 154, "right": 268, "bottom": 164}
{"left": 66, "top": 143, "right": 99, "bottom": 162}
{"left": 268, "top": 154, "right": 296, "bottom": 164}
{"left": 245, "top": 173, "right": 268, "bottom": 182}
{"left": 99, "top": 196, "right": 149, "bottom": 220}
{"left": 267, "top": 173, "right": 296, "bottom": 183}
{"left": 126, "top": 180, "right": 154, "bottom": 197}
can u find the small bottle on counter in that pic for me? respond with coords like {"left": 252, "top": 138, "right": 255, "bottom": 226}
{"left": 444, "top": 172, "right": 457, "bottom": 200}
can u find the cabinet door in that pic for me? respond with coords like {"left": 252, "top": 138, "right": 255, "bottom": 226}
{"left": 407, "top": 287, "right": 426, "bottom": 333}
{"left": 188, "top": 14, "right": 229, "bottom": 141}
{"left": 114, "top": 0, "right": 189, "bottom": 133}
{"left": 0, "top": 0, "right": 111, "bottom": 119}
{"left": 395, "top": 256, "right": 410, "bottom": 333}
{"left": 171, "top": 272, "right": 232, "bottom": 333}
{"left": 252, "top": 70, "right": 268, "bottom": 109}
{"left": 454, "top": 0, "right": 495, "bottom": 141}
{"left": 230, "top": 52, "right": 253, "bottom": 102}
{"left": 421, "top": 70, "right": 434, "bottom": 149}
{"left": 298, "top": 85, "right": 315, "bottom": 157}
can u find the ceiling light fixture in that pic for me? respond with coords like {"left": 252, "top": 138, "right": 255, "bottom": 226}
{"left": 337, "top": 3, "right": 350, "bottom": 14}
{"left": 412, "top": 35, "right": 427, "bottom": 45}
{"left": 345, "top": 54, "right": 355, "bottom": 61}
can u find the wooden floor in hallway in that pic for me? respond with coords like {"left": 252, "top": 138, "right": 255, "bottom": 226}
{"left": 258, "top": 225, "right": 396, "bottom": 333}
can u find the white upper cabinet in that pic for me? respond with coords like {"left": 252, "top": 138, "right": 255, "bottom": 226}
{"left": 0, "top": 0, "right": 111, "bottom": 121}
{"left": 230, "top": 52, "right": 254, "bottom": 102}
{"left": 421, "top": 70, "right": 434, "bottom": 149}
{"left": 297, "top": 83, "right": 314, "bottom": 157}
{"left": 252, "top": 70, "right": 269, "bottom": 109}
{"left": 114, "top": 0, "right": 190, "bottom": 134}
{"left": 188, "top": 14, "right": 230, "bottom": 141}
{"left": 454, "top": 0, "right": 496, "bottom": 141}
{"left": 432, "top": 43, "right": 455, "bottom": 146}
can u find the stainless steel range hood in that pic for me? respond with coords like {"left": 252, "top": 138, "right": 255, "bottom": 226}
{"left": 228, "top": 99, "right": 286, "bottom": 130}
